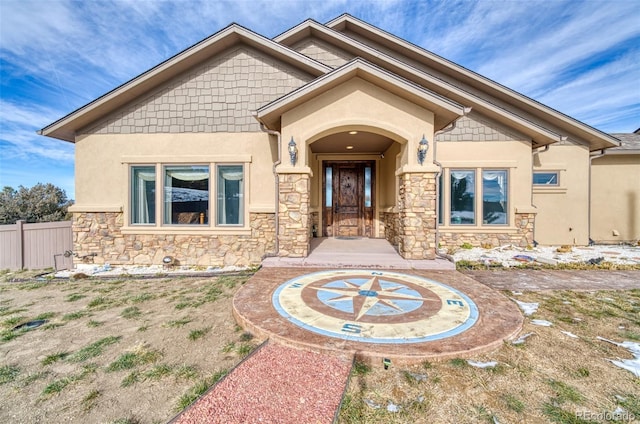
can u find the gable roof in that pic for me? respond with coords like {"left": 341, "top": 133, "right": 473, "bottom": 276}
{"left": 39, "top": 24, "right": 331, "bottom": 142}
{"left": 277, "top": 14, "right": 620, "bottom": 151}
{"left": 257, "top": 58, "right": 467, "bottom": 129}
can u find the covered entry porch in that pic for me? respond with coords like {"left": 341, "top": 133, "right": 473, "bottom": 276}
{"left": 255, "top": 59, "right": 466, "bottom": 261}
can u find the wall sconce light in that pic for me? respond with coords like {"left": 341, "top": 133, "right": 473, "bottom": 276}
{"left": 288, "top": 137, "right": 298, "bottom": 166}
{"left": 417, "top": 134, "right": 429, "bottom": 165}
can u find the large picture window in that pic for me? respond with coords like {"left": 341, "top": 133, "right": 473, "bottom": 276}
{"left": 450, "top": 170, "right": 475, "bottom": 225}
{"left": 482, "top": 170, "right": 508, "bottom": 225}
{"left": 163, "top": 165, "right": 209, "bottom": 225}
{"left": 217, "top": 165, "right": 244, "bottom": 226}
{"left": 131, "top": 166, "right": 156, "bottom": 225}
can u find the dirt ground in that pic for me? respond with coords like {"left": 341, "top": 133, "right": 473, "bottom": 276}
{"left": 1, "top": 270, "right": 639, "bottom": 424}
{"left": 0, "top": 272, "right": 258, "bottom": 424}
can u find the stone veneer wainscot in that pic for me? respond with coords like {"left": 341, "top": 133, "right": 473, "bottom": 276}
{"left": 72, "top": 212, "right": 275, "bottom": 267}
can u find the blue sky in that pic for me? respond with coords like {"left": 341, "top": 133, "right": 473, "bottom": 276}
{"left": 1, "top": 0, "right": 639, "bottom": 200}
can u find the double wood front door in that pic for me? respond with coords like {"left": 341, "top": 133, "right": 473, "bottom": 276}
{"left": 322, "top": 161, "right": 374, "bottom": 237}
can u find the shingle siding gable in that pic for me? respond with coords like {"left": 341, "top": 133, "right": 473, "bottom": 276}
{"left": 81, "top": 46, "right": 314, "bottom": 135}
{"left": 435, "top": 112, "right": 529, "bottom": 142}
{"left": 289, "top": 37, "right": 354, "bottom": 68}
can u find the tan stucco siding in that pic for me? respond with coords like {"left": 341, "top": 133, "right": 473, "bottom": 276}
{"left": 81, "top": 46, "right": 314, "bottom": 135}
{"left": 435, "top": 111, "right": 529, "bottom": 142}
{"left": 280, "top": 77, "right": 435, "bottom": 171}
{"left": 437, "top": 140, "right": 534, "bottom": 228}
{"left": 290, "top": 37, "right": 355, "bottom": 68}
{"left": 380, "top": 143, "right": 401, "bottom": 208}
{"left": 532, "top": 145, "right": 590, "bottom": 245}
{"left": 591, "top": 154, "right": 640, "bottom": 242}
{"left": 72, "top": 133, "right": 276, "bottom": 215}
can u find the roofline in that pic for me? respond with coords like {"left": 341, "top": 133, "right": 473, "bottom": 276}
{"left": 39, "top": 23, "right": 331, "bottom": 142}
{"left": 323, "top": 14, "right": 620, "bottom": 150}
{"left": 257, "top": 58, "right": 466, "bottom": 121}
{"left": 275, "top": 20, "right": 564, "bottom": 146}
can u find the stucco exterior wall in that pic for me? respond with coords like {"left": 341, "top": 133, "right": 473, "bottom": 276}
{"left": 532, "top": 144, "right": 590, "bottom": 245}
{"left": 290, "top": 37, "right": 354, "bottom": 68}
{"left": 72, "top": 133, "right": 277, "bottom": 218}
{"left": 590, "top": 154, "right": 640, "bottom": 243}
{"left": 279, "top": 77, "right": 435, "bottom": 171}
{"left": 81, "top": 46, "right": 313, "bottom": 135}
{"left": 435, "top": 140, "right": 536, "bottom": 247}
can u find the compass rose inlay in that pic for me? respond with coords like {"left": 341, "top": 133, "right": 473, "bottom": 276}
{"left": 272, "top": 270, "right": 479, "bottom": 344}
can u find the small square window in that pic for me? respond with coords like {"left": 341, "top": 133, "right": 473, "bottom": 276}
{"left": 533, "top": 172, "right": 559, "bottom": 185}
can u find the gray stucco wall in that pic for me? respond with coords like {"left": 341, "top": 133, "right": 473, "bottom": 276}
{"left": 82, "top": 45, "right": 314, "bottom": 134}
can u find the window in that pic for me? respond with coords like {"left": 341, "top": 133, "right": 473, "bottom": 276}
{"left": 482, "top": 170, "right": 508, "bottom": 225}
{"left": 325, "top": 166, "right": 332, "bottom": 207}
{"left": 533, "top": 172, "right": 558, "bottom": 185}
{"left": 163, "top": 165, "right": 209, "bottom": 225}
{"left": 450, "top": 170, "right": 475, "bottom": 225}
{"left": 217, "top": 165, "right": 244, "bottom": 225}
{"left": 131, "top": 166, "right": 156, "bottom": 224}
{"left": 364, "top": 166, "right": 372, "bottom": 207}
{"left": 438, "top": 173, "right": 443, "bottom": 225}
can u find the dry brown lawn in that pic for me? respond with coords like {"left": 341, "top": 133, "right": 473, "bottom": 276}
{"left": 1, "top": 270, "right": 638, "bottom": 424}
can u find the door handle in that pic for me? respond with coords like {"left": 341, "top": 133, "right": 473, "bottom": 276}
{"left": 334, "top": 206, "right": 339, "bottom": 213}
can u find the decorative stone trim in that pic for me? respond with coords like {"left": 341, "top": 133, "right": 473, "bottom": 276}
{"left": 438, "top": 213, "right": 535, "bottom": 249}
{"left": 398, "top": 173, "right": 437, "bottom": 259}
{"left": 278, "top": 173, "right": 310, "bottom": 257}
{"left": 310, "top": 211, "right": 319, "bottom": 238}
{"left": 380, "top": 212, "right": 400, "bottom": 250}
{"left": 72, "top": 212, "right": 275, "bottom": 267}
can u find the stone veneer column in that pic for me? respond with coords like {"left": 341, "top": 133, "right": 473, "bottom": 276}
{"left": 398, "top": 172, "right": 437, "bottom": 259}
{"left": 277, "top": 173, "right": 310, "bottom": 257}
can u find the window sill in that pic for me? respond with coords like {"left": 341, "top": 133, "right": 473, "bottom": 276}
{"left": 438, "top": 226, "right": 519, "bottom": 233}
{"left": 533, "top": 187, "right": 567, "bottom": 194}
{"left": 121, "top": 226, "right": 252, "bottom": 236}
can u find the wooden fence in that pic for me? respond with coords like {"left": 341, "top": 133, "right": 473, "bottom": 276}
{"left": 0, "top": 220, "right": 73, "bottom": 271}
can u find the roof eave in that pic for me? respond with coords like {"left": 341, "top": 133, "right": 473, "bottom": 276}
{"left": 324, "top": 14, "right": 619, "bottom": 152}
{"left": 40, "top": 24, "right": 331, "bottom": 142}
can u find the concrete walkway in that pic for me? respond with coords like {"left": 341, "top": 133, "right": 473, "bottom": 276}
{"left": 262, "top": 237, "right": 455, "bottom": 270}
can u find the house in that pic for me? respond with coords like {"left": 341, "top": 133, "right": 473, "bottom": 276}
{"left": 39, "top": 14, "right": 638, "bottom": 267}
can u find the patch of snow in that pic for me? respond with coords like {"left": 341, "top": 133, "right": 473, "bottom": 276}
{"left": 597, "top": 337, "right": 640, "bottom": 377}
{"left": 364, "top": 399, "right": 380, "bottom": 409}
{"left": 387, "top": 402, "right": 401, "bottom": 413}
{"left": 512, "top": 299, "right": 539, "bottom": 316}
{"left": 531, "top": 319, "right": 553, "bottom": 327}
{"left": 467, "top": 360, "right": 498, "bottom": 368}
{"left": 451, "top": 244, "right": 640, "bottom": 267}
{"left": 560, "top": 331, "right": 579, "bottom": 339}
{"left": 54, "top": 263, "right": 251, "bottom": 278}
{"left": 512, "top": 332, "right": 535, "bottom": 345}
